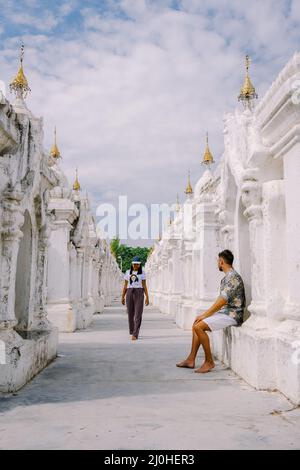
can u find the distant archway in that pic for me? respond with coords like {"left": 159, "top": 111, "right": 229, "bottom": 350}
{"left": 168, "top": 258, "right": 173, "bottom": 294}
{"left": 235, "top": 196, "right": 251, "bottom": 314}
{"left": 15, "top": 210, "right": 32, "bottom": 330}
{"left": 221, "top": 165, "right": 238, "bottom": 252}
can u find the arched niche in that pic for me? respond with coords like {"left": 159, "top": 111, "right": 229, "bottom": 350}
{"left": 225, "top": 168, "right": 238, "bottom": 219}
{"left": 235, "top": 195, "right": 251, "bottom": 316}
{"left": 15, "top": 210, "right": 32, "bottom": 330}
{"left": 168, "top": 256, "right": 173, "bottom": 279}
{"left": 220, "top": 164, "right": 238, "bottom": 251}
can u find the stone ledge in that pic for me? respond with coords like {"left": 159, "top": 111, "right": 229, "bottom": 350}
{"left": 0, "top": 327, "right": 58, "bottom": 393}
{"left": 211, "top": 324, "right": 300, "bottom": 405}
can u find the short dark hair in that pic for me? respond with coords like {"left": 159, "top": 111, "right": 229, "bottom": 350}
{"left": 218, "top": 249, "right": 234, "bottom": 266}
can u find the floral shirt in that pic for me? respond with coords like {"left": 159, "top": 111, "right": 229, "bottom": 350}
{"left": 219, "top": 269, "right": 246, "bottom": 326}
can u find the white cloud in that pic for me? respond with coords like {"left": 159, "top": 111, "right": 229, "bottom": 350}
{"left": 0, "top": 0, "right": 300, "bottom": 245}
{"left": 6, "top": 11, "right": 58, "bottom": 31}
{"left": 58, "top": 0, "right": 79, "bottom": 17}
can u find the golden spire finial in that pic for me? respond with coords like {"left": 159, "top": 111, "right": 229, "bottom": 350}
{"left": 238, "top": 55, "right": 258, "bottom": 109}
{"left": 175, "top": 193, "right": 181, "bottom": 212}
{"left": 50, "top": 126, "right": 61, "bottom": 159}
{"left": 73, "top": 167, "right": 81, "bottom": 191}
{"left": 185, "top": 170, "right": 193, "bottom": 195}
{"left": 10, "top": 42, "right": 31, "bottom": 99}
{"left": 202, "top": 132, "right": 214, "bottom": 166}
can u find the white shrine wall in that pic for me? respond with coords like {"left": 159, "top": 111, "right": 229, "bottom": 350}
{"left": 0, "top": 97, "right": 58, "bottom": 392}
{"left": 0, "top": 88, "right": 123, "bottom": 391}
{"left": 146, "top": 52, "right": 300, "bottom": 405}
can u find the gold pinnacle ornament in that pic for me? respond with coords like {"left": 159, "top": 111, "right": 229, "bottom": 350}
{"left": 73, "top": 168, "right": 81, "bottom": 191}
{"left": 202, "top": 132, "right": 214, "bottom": 166}
{"left": 238, "top": 55, "right": 258, "bottom": 109}
{"left": 175, "top": 193, "right": 181, "bottom": 212}
{"left": 10, "top": 43, "right": 31, "bottom": 99}
{"left": 185, "top": 170, "right": 193, "bottom": 195}
{"left": 50, "top": 127, "right": 61, "bottom": 159}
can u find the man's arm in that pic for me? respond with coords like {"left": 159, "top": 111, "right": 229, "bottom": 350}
{"left": 194, "top": 296, "right": 227, "bottom": 323}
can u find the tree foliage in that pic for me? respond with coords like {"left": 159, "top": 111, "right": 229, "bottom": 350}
{"left": 110, "top": 238, "right": 151, "bottom": 273}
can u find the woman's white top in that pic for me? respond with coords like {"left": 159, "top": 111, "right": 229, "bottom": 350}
{"left": 124, "top": 267, "right": 146, "bottom": 288}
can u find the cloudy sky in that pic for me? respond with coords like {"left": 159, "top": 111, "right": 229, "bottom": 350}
{"left": 0, "top": 0, "right": 300, "bottom": 245}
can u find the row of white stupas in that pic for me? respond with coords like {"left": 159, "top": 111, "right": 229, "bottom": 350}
{"left": 146, "top": 54, "right": 300, "bottom": 405}
{"left": 0, "top": 45, "right": 123, "bottom": 392}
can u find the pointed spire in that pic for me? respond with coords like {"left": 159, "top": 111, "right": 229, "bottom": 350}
{"left": 185, "top": 170, "right": 193, "bottom": 195}
{"left": 238, "top": 55, "right": 258, "bottom": 109}
{"left": 9, "top": 42, "right": 31, "bottom": 99}
{"left": 50, "top": 127, "right": 61, "bottom": 159}
{"left": 175, "top": 193, "right": 181, "bottom": 212}
{"left": 202, "top": 132, "right": 214, "bottom": 166}
{"left": 73, "top": 168, "right": 81, "bottom": 191}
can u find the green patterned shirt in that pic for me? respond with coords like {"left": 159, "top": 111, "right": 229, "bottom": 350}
{"left": 219, "top": 269, "right": 246, "bottom": 326}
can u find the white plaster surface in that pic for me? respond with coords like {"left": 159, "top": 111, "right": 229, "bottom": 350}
{"left": 0, "top": 90, "right": 123, "bottom": 391}
{"left": 146, "top": 52, "right": 300, "bottom": 405}
{"left": 0, "top": 303, "right": 299, "bottom": 450}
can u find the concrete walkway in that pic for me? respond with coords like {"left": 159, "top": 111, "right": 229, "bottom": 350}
{"left": 0, "top": 303, "right": 299, "bottom": 450}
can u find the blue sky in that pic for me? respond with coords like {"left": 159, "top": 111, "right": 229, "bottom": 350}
{"left": 0, "top": 0, "right": 300, "bottom": 244}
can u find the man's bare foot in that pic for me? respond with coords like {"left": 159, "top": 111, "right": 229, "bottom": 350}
{"left": 131, "top": 335, "right": 137, "bottom": 341}
{"left": 194, "top": 361, "right": 215, "bottom": 373}
{"left": 176, "top": 359, "right": 195, "bottom": 369}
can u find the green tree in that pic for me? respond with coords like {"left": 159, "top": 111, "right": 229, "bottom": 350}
{"left": 110, "top": 239, "right": 151, "bottom": 273}
{"left": 110, "top": 237, "right": 120, "bottom": 258}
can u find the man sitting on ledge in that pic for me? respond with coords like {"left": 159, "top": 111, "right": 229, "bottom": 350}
{"left": 176, "top": 249, "right": 246, "bottom": 373}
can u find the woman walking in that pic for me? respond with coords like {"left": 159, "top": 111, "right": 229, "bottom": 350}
{"left": 121, "top": 256, "right": 149, "bottom": 340}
